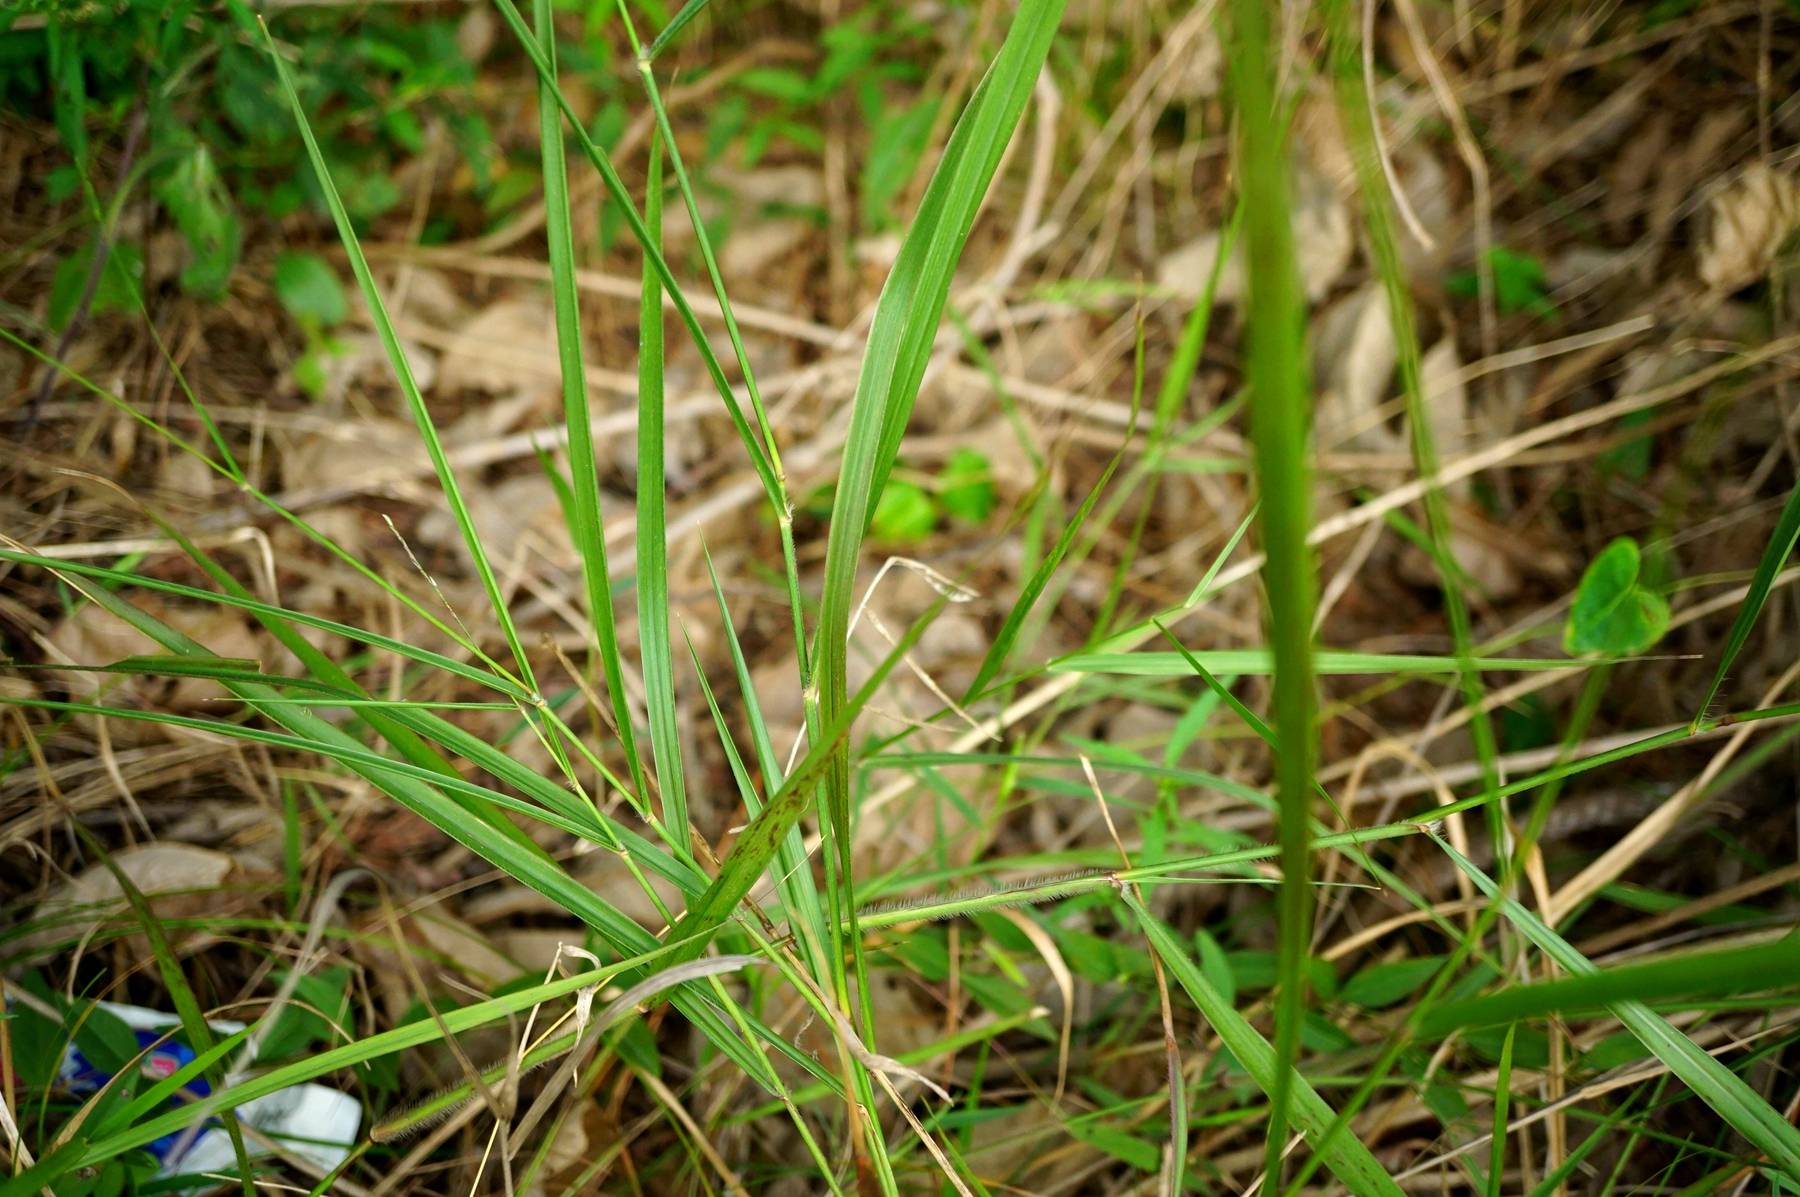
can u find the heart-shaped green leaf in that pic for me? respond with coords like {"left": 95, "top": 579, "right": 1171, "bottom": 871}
{"left": 1565, "top": 536, "right": 1669, "bottom": 656}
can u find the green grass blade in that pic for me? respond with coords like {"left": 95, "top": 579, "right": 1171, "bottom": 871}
{"left": 634, "top": 135, "right": 688, "bottom": 841}
{"left": 35, "top": 959, "right": 632, "bottom": 1179}
{"left": 1487, "top": 1024, "right": 1516, "bottom": 1197}
{"left": 487, "top": 0, "right": 779, "bottom": 500}
{"left": 27, "top": 571, "right": 785, "bottom": 1096}
{"left": 1419, "top": 939, "right": 1800, "bottom": 1037}
{"left": 1124, "top": 893, "right": 1404, "bottom": 1197}
{"left": 259, "top": 17, "right": 537, "bottom": 692}
{"left": 29, "top": 581, "right": 645, "bottom": 945}
{"left": 811, "top": 0, "right": 1066, "bottom": 1060}
{"left": 1430, "top": 834, "right": 1800, "bottom": 1179}
{"left": 1226, "top": 0, "right": 1320, "bottom": 1177}
{"left": 1321, "top": 0, "right": 1502, "bottom": 817}
{"left": 622, "top": 13, "right": 780, "bottom": 480}
{"left": 684, "top": 631, "right": 825, "bottom": 960}
{"left": 0, "top": 329, "right": 489, "bottom": 663}
{"left": 702, "top": 543, "right": 785, "bottom": 790}
{"left": 614, "top": 4, "right": 821, "bottom": 769}
{"left": 76, "top": 826, "right": 256, "bottom": 1193}
{"left": 0, "top": 548, "right": 525, "bottom": 698}
{"left": 962, "top": 365, "right": 1139, "bottom": 701}
{"left": 6, "top": 695, "right": 609, "bottom": 846}
{"left": 698, "top": 545, "right": 830, "bottom": 975}
{"left": 533, "top": 0, "right": 648, "bottom": 804}
{"left": 644, "top": 0, "right": 711, "bottom": 61}
{"left": 1692, "top": 479, "right": 1800, "bottom": 728}
{"left": 145, "top": 513, "right": 513, "bottom": 820}
{"left": 667, "top": 597, "right": 947, "bottom": 959}
{"left": 1052, "top": 649, "right": 1573, "bottom": 677}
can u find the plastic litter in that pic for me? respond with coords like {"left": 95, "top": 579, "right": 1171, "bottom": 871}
{"left": 58, "top": 1000, "right": 360, "bottom": 1181}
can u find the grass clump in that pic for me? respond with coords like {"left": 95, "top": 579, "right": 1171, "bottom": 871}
{"left": 4, "top": 2, "right": 1800, "bottom": 1195}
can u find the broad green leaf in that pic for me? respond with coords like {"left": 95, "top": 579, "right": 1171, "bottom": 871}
{"left": 49, "top": 242, "right": 143, "bottom": 331}
{"left": 155, "top": 144, "right": 241, "bottom": 299}
{"left": 871, "top": 478, "right": 938, "bottom": 542}
{"left": 940, "top": 447, "right": 997, "bottom": 523}
{"left": 1340, "top": 956, "right": 1446, "bottom": 1010}
{"left": 273, "top": 251, "right": 348, "bottom": 327}
{"left": 1564, "top": 537, "right": 1670, "bottom": 656}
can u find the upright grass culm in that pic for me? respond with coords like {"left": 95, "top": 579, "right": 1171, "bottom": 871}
{"left": 1224, "top": 0, "right": 1321, "bottom": 1188}
{"left": 635, "top": 136, "right": 690, "bottom": 841}
{"left": 805, "top": 8, "right": 1065, "bottom": 1179}
{"left": 531, "top": 0, "right": 653, "bottom": 819}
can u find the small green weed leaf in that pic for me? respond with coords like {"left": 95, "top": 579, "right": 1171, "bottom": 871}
{"left": 273, "top": 252, "right": 349, "bottom": 328}
{"left": 154, "top": 143, "right": 241, "bottom": 299}
{"left": 218, "top": 45, "right": 290, "bottom": 147}
{"left": 293, "top": 346, "right": 330, "bottom": 398}
{"left": 1450, "top": 245, "right": 1557, "bottom": 318}
{"left": 1194, "top": 929, "right": 1235, "bottom": 1006}
{"left": 1226, "top": 951, "right": 1337, "bottom": 999}
{"left": 1581, "top": 1031, "right": 1652, "bottom": 1072}
{"left": 72, "top": 1000, "right": 142, "bottom": 1079}
{"left": 1599, "top": 408, "right": 1655, "bottom": 480}
{"left": 1643, "top": 0, "right": 1701, "bottom": 27}
{"left": 1564, "top": 537, "right": 1669, "bottom": 656}
{"left": 871, "top": 478, "right": 938, "bottom": 542}
{"left": 1065, "top": 1119, "right": 1159, "bottom": 1172}
{"left": 7, "top": 989, "right": 67, "bottom": 1088}
{"left": 47, "top": 164, "right": 80, "bottom": 204}
{"left": 1340, "top": 956, "right": 1445, "bottom": 1010}
{"left": 256, "top": 966, "right": 352, "bottom": 1061}
{"left": 940, "top": 447, "right": 997, "bottom": 523}
{"left": 1499, "top": 693, "right": 1556, "bottom": 753}
{"left": 325, "top": 161, "right": 403, "bottom": 223}
{"left": 1466, "top": 1024, "right": 1551, "bottom": 1069}
{"left": 861, "top": 93, "right": 941, "bottom": 229}
{"left": 49, "top": 242, "right": 143, "bottom": 331}
{"left": 736, "top": 65, "right": 813, "bottom": 104}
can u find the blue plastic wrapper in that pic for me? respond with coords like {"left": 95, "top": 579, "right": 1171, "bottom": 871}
{"left": 58, "top": 1002, "right": 360, "bottom": 1181}
{"left": 60, "top": 1025, "right": 215, "bottom": 1163}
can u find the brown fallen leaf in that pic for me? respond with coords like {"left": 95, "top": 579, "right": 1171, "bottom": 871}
{"left": 24, "top": 842, "right": 238, "bottom": 954}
